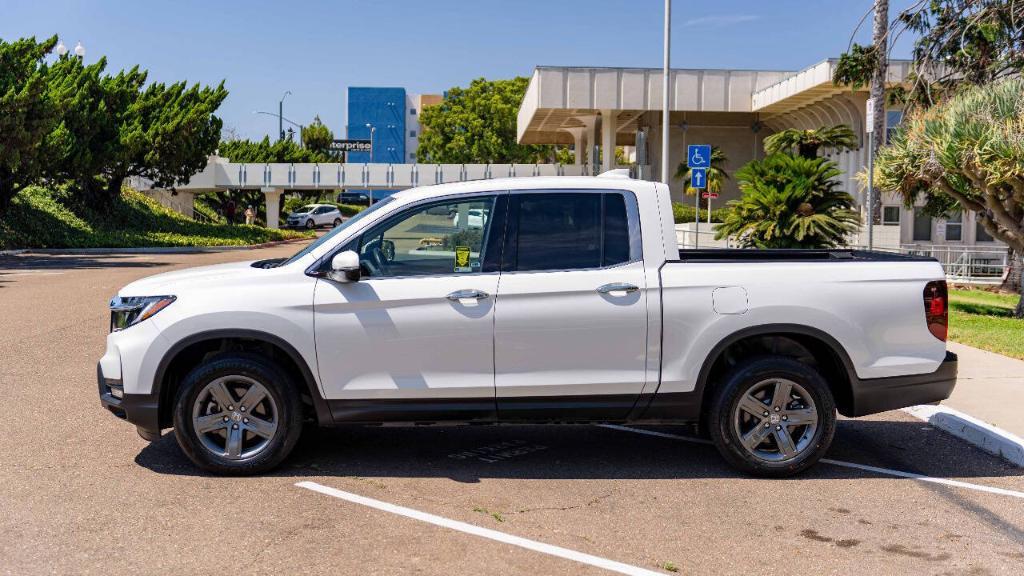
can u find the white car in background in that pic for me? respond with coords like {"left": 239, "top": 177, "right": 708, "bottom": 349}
{"left": 286, "top": 204, "right": 342, "bottom": 229}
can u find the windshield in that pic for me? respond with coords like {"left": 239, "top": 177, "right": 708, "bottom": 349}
{"left": 292, "top": 206, "right": 315, "bottom": 214}
{"left": 280, "top": 197, "right": 396, "bottom": 266}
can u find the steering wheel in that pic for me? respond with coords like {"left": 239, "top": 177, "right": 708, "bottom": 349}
{"left": 360, "top": 241, "right": 389, "bottom": 277}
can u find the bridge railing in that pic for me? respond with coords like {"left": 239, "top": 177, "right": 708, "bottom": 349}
{"left": 172, "top": 159, "right": 607, "bottom": 191}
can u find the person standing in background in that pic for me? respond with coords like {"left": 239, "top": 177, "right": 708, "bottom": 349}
{"left": 244, "top": 205, "right": 255, "bottom": 225}
{"left": 225, "top": 200, "right": 236, "bottom": 225}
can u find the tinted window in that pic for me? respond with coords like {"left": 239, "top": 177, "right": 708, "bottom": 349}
{"left": 603, "top": 194, "right": 630, "bottom": 266}
{"left": 882, "top": 206, "right": 901, "bottom": 225}
{"left": 358, "top": 197, "right": 495, "bottom": 278}
{"left": 945, "top": 212, "right": 962, "bottom": 241}
{"left": 913, "top": 209, "right": 932, "bottom": 241}
{"left": 976, "top": 222, "right": 994, "bottom": 242}
{"left": 514, "top": 192, "right": 633, "bottom": 272}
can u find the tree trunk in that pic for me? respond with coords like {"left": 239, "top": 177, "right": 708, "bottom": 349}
{"left": 869, "top": 0, "right": 889, "bottom": 225}
{"left": 1005, "top": 250, "right": 1024, "bottom": 318}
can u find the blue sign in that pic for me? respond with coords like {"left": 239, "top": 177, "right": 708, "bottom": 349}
{"left": 688, "top": 144, "right": 712, "bottom": 169}
{"left": 690, "top": 167, "right": 708, "bottom": 189}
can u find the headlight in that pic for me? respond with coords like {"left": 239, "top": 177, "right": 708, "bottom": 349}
{"left": 109, "top": 295, "right": 176, "bottom": 332}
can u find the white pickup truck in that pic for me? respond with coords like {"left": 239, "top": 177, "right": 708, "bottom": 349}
{"left": 99, "top": 174, "right": 957, "bottom": 476}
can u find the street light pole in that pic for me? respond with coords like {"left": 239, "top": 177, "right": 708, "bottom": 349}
{"left": 279, "top": 91, "right": 292, "bottom": 142}
{"left": 661, "top": 0, "right": 672, "bottom": 186}
{"left": 365, "top": 123, "right": 376, "bottom": 204}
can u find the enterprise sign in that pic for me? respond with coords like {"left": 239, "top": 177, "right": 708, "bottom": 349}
{"left": 329, "top": 139, "right": 372, "bottom": 153}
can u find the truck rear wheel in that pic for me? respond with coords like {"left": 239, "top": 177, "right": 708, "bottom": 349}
{"left": 172, "top": 353, "right": 303, "bottom": 475}
{"left": 708, "top": 356, "right": 836, "bottom": 477}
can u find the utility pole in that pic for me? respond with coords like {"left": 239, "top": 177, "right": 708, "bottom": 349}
{"left": 661, "top": 0, "right": 671, "bottom": 186}
{"left": 279, "top": 91, "right": 292, "bottom": 142}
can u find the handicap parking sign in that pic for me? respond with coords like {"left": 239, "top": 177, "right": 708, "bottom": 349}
{"left": 688, "top": 144, "right": 711, "bottom": 169}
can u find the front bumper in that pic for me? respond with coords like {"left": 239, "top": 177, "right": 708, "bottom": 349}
{"left": 98, "top": 363, "right": 161, "bottom": 438}
{"left": 847, "top": 351, "right": 958, "bottom": 417}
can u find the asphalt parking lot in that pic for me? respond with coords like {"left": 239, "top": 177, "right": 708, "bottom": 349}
{"left": 1, "top": 245, "right": 1023, "bottom": 575}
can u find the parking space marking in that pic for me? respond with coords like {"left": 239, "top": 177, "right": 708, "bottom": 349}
{"left": 295, "top": 481, "right": 666, "bottom": 576}
{"left": 598, "top": 425, "right": 1024, "bottom": 500}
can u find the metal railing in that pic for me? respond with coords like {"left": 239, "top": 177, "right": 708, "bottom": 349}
{"left": 900, "top": 244, "right": 1010, "bottom": 284}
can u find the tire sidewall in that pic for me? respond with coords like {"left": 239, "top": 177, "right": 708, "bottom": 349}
{"left": 173, "top": 353, "right": 303, "bottom": 475}
{"left": 305, "top": 219, "right": 315, "bottom": 229}
{"left": 709, "top": 356, "right": 836, "bottom": 477}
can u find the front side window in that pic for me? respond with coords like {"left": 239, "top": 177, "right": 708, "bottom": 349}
{"left": 512, "top": 192, "right": 636, "bottom": 272}
{"left": 358, "top": 197, "right": 495, "bottom": 278}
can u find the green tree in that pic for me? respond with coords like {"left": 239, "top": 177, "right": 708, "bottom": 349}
{"left": 0, "top": 36, "right": 59, "bottom": 214}
{"left": 834, "top": 1, "right": 1024, "bottom": 110}
{"left": 417, "top": 77, "right": 552, "bottom": 163}
{"left": 301, "top": 115, "right": 333, "bottom": 155}
{"left": 675, "top": 145, "right": 728, "bottom": 198}
{"left": 875, "top": 77, "right": 1024, "bottom": 316}
{"left": 762, "top": 125, "right": 858, "bottom": 159}
{"left": 715, "top": 154, "right": 861, "bottom": 249}
{"left": 218, "top": 136, "right": 334, "bottom": 164}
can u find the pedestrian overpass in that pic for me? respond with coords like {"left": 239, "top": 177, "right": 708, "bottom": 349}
{"left": 155, "top": 156, "right": 614, "bottom": 228}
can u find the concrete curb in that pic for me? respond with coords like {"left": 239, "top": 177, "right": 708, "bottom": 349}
{"left": 903, "top": 404, "right": 1024, "bottom": 468}
{"left": 1, "top": 238, "right": 308, "bottom": 255}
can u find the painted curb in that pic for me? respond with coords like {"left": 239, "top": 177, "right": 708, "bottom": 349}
{"left": 903, "top": 404, "right": 1024, "bottom": 468}
{"left": 0, "top": 249, "right": 28, "bottom": 256}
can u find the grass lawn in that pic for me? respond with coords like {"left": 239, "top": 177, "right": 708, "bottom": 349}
{"left": 1, "top": 186, "right": 314, "bottom": 249}
{"left": 948, "top": 287, "right": 1024, "bottom": 360}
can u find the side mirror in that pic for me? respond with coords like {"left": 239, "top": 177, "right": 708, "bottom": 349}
{"left": 329, "top": 250, "right": 361, "bottom": 282}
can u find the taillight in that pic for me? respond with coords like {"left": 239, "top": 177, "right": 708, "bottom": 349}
{"left": 923, "top": 280, "right": 948, "bottom": 341}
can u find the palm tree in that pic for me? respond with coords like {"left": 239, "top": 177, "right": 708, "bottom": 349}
{"left": 675, "top": 145, "right": 728, "bottom": 196}
{"left": 763, "top": 125, "right": 858, "bottom": 159}
{"left": 715, "top": 154, "right": 861, "bottom": 249}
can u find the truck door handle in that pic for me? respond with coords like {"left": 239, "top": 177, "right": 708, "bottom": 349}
{"left": 446, "top": 289, "right": 490, "bottom": 301}
{"left": 597, "top": 282, "right": 639, "bottom": 294}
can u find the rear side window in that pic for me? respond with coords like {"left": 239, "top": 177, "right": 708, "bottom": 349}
{"left": 512, "top": 192, "right": 636, "bottom": 272}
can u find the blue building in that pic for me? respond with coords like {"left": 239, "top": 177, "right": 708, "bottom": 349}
{"left": 346, "top": 87, "right": 406, "bottom": 164}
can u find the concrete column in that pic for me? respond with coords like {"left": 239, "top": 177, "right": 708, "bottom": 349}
{"left": 560, "top": 128, "right": 586, "bottom": 166}
{"left": 580, "top": 115, "right": 599, "bottom": 174}
{"left": 262, "top": 187, "right": 282, "bottom": 230}
{"left": 601, "top": 109, "right": 617, "bottom": 173}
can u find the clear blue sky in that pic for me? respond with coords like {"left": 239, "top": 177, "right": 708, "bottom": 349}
{"left": 2, "top": 0, "right": 919, "bottom": 141}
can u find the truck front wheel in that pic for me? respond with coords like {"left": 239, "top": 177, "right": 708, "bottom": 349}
{"left": 708, "top": 356, "right": 836, "bottom": 477}
{"left": 172, "top": 353, "right": 303, "bottom": 475}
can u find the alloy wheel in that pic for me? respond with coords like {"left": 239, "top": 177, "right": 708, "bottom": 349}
{"left": 191, "top": 375, "right": 278, "bottom": 460}
{"left": 732, "top": 378, "right": 818, "bottom": 463}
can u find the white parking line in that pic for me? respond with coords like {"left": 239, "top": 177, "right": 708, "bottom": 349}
{"left": 295, "top": 481, "right": 666, "bottom": 576}
{"left": 597, "top": 425, "right": 1024, "bottom": 500}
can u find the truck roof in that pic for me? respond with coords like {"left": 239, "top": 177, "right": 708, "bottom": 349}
{"left": 390, "top": 175, "right": 659, "bottom": 204}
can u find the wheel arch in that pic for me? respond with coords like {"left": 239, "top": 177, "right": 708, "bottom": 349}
{"left": 153, "top": 329, "right": 332, "bottom": 430}
{"left": 695, "top": 324, "right": 857, "bottom": 418}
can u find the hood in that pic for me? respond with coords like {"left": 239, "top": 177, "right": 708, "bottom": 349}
{"left": 119, "top": 260, "right": 261, "bottom": 296}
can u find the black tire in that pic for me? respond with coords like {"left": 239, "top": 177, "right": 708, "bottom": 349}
{"left": 332, "top": 218, "right": 342, "bottom": 227}
{"left": 708, "top": 356, "right": 836, "bottom": 478}
{"left": 173, "top": 353, "right": 303, "bottom": 475}
{"left": 305, "top": 219, "right": 315, "bottom": 230}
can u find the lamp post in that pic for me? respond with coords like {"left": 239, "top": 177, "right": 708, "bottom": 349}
{"left": 365, "top": 123, "right": 376, "bottom": 163}
{"left": 278, "top": 91, "right": 292, "bottom": 142}
{"left": 54, "top": 39, "right": 84, "bottom": 58}
{"left": 253, "top": 111, "right": 303, "bottom": 139}
{"left": 365, "top": 123, "right": 376, "bottom": 205}
{"left": 660, "top": 0, "right": 671, "bottom": 186}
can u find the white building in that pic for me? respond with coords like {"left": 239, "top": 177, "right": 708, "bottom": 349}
{"left": 515, "top": 59, "right": 1005, "bottom": 252}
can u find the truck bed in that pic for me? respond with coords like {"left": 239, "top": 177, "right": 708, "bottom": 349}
{"left": 672, "top": 249, "right": 935, "bottom": 263}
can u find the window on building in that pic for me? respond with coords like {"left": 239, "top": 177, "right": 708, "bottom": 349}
{"left": 976, "top": 221, "right": 994, "bottom": 242}
{"left": 409, "top": 130, "right": 417, "bottom": 138}
{"left": 913, "top": 208, "right": 932, "bottom": 242}
{"left": 882, "top": 206, "right": 901, "bottom": 226}
{"left": 513, "top": 193, "right": 634, "bottom": 272}
{"left": 409, "top": 153, "right": 416, "bottom": 161}
{"left": 945, "top": 212, "right": 962, "bottom": 241}
{"left": 886, "top": 110, "right": 904, "bottom": 144}
{"left": 410, "top": 108, "right": 417, "bottom": 116}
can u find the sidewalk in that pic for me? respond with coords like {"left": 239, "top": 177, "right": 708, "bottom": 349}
{"left": 944, "top": 342, "right": 1024, "bottom": 438}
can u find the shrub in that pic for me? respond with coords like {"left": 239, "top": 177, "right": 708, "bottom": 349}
{"left": 0, "top": 186, "right": 312, "bottom": 249}
{"left": 672, "top": 203, "right": 731, "bottom": 224}
{"left": 715, "top": 154, "right": 860, "bottom": 248}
